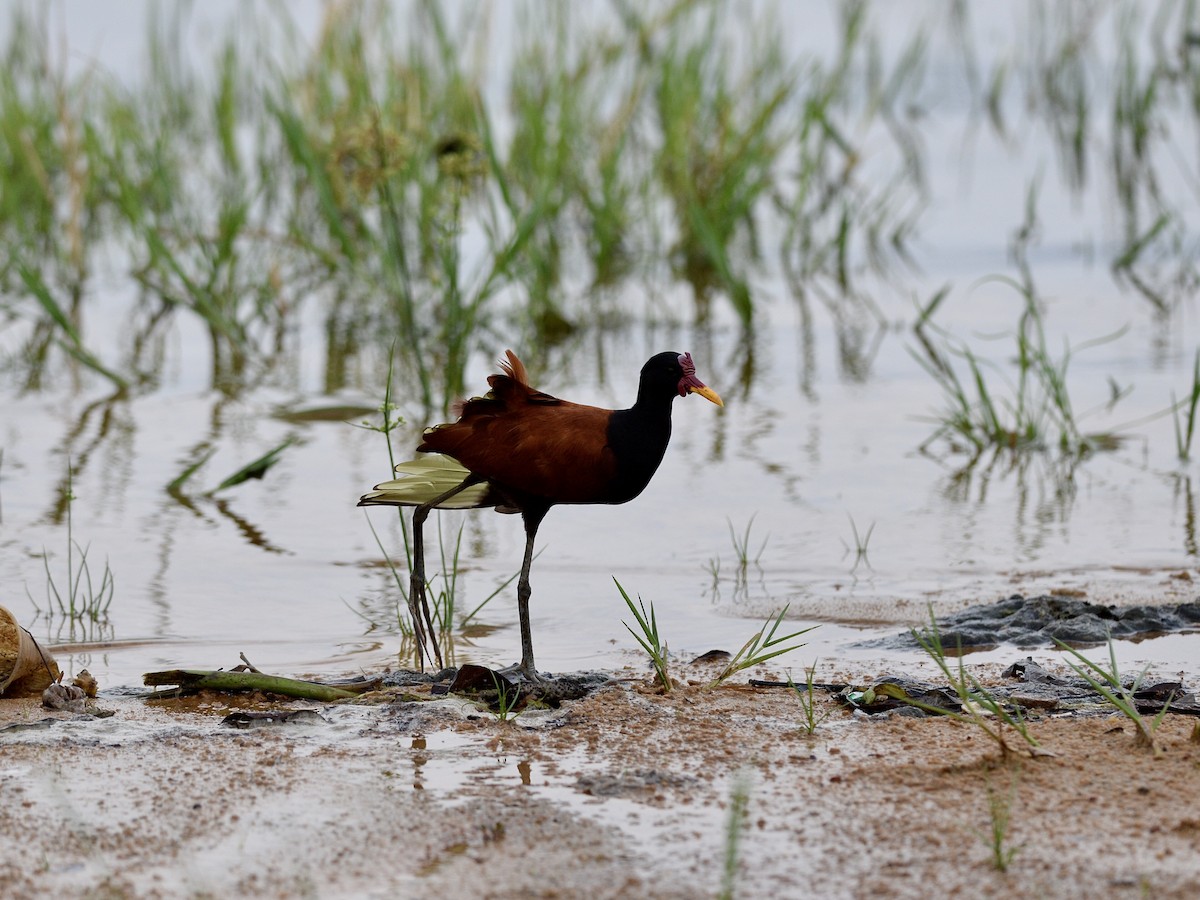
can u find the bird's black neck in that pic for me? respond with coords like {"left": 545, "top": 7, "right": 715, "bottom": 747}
{"left": 604, "top": 394, "right": 675, "bottom": 503}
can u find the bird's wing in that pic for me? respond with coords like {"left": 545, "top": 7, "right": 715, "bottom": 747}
{"left": 419, "top": 399, "right": 619, "bottom": 503}
{"left": 357, "top": 455, "right": 494, "bottom": 508}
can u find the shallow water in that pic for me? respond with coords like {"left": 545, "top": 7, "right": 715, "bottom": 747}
{"left": 2, "top": 1, "right": 1199, "bottom": 692}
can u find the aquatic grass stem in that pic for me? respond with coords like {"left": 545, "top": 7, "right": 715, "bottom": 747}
{"left": 842, "top": 515, "right": 875, "bottom": 571}
{"left": 1172, "top": 349, "right": 1200, "bottom": 462}
{"left": 361, "top": 513, "right": 416, "bottom": 642}
{"left": 27, "top": 463, "right": 115, "bottom": 627}
{"left": 728, "top": 514, "right": 767, "bottom": 572}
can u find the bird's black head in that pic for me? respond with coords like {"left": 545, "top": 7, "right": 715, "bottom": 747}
{"left": 639, "top": 352, "right": 723, "bottom": 407}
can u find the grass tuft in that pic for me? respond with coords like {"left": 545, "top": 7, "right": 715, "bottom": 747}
{"left": 490, "top": 671, "right": 522, "bottom": 723}
{"left": 788, "top": 662, "right": 832, "bottom": 734}
{"left": 979, "top": 768, "right": 1022, "bottom": 872}
{"left": 913, "top": 279, "right": 1123, "bottom": 460}
{"left": 1052, "top": 634, "right": 1172, "bottom": 756}
{"left": 27, "top": 464, "right": 115, "bottom": 629}
{"left": 708, "top": 606, "right": 815, "bottom": 688}
{"left": 615, "top": 578, "right": 672, "bottom": 691}
{"left": 718, "top": 770, "right": 753, "bottom": 900}
{"left": 908, "top": 609, "right": 1044, "bottom": 758}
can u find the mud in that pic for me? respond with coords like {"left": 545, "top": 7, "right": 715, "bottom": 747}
{"left": 863, "top": 594, "right": 1200, "bottom": 651}
{"left": 2, "top": 657, "right": 1199, "bottom": 899}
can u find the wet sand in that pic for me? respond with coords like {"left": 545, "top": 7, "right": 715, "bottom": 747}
{"left": 1, "top": 662, "right": 1198, "bottom": 899}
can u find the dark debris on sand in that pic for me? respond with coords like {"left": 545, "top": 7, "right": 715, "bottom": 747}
{"left": 381, "top": 665, "right": 611, "bottom": 710}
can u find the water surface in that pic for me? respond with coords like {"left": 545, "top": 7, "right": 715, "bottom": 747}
{"left": 2, "top": 1, "right": 1198, "bottom": 687}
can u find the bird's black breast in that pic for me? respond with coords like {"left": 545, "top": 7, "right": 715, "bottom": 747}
{"left": 603, "top": 407, "right": 673, "bottom": 504}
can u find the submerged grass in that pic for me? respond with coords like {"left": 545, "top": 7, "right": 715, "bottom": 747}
{"left": 7, "top": 2, "right": 1200, "bottom": 669}
{"left": 781, "top": 0, "right": 926, "bottom": 310}
{"left": 654, "top": 8, "right": 792, "bottom": 323}
{"left": 2, "top": 1, "right": 1197, "bottom": 409}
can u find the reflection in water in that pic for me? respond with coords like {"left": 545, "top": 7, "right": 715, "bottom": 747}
{"left": 411, "top": 734, "right": 427, "bottom": 791}
{"left": 723, "top": 325, "right": 759, "bottom": 406}
{"left": 43, "top": 390, "right": 130, "bottom": 525}
{"left": 208, "top": 498, "right": 289, "bottom": 556}
{"left": 705, "top": 543, "right": 772, "bottom": 610}
{"left": 122, "top": 298, "right": 174, "bottom": 388}
{"left": 831, "top": 312, "right": 887, "bottom": 385}
{"left": 33, "top": 615, "right": 115, "bottom": 651}
{"left": 935, "top": 447, "right": 1085, "bottom": 560}
{"left": 1173, "top": 475, "right": 1197, "bottom": 558}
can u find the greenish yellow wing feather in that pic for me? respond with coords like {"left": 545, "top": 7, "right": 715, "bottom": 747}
{"left": 357, "top": 454, "right": 492, "bottom": 509}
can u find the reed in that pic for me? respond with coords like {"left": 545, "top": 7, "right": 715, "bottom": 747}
{"left": 653, "top": 7, "right": 792, "bottom": 324}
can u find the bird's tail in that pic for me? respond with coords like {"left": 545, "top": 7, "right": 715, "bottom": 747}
{"left": 357, "top": 454, "right": 492, "bottom": 509}
{"left": 499, "top": 349, "right": 528, "bottom": 386}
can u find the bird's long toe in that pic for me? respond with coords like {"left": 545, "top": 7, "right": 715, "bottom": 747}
{"left": 497, "top": 661, "right": 551, "bottom": 686}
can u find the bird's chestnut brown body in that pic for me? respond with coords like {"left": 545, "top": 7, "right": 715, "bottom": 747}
{"left": 418, "top": 352, "right": 679, "bottom": 510}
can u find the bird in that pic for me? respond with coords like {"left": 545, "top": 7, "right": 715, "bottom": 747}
{"left": 358, "top": 349, "right": 723, "bottom": 680}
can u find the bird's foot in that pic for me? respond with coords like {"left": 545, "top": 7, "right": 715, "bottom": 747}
{"left": 496, "top": 661, "right": 551, "bottom": 686}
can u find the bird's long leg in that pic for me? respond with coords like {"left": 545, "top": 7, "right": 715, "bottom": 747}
{"left": 515, "top": 509, "right": 548, "bottom": 682}
{"left": 410, "top": 474, "right": 484, "bottom": 671}
{"left": 409, "top": 505, "right": 432, "bottom": 671}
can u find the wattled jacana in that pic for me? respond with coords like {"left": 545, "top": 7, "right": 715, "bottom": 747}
{"left": 358, "top": 350, "right": 723, "bottom": 679}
